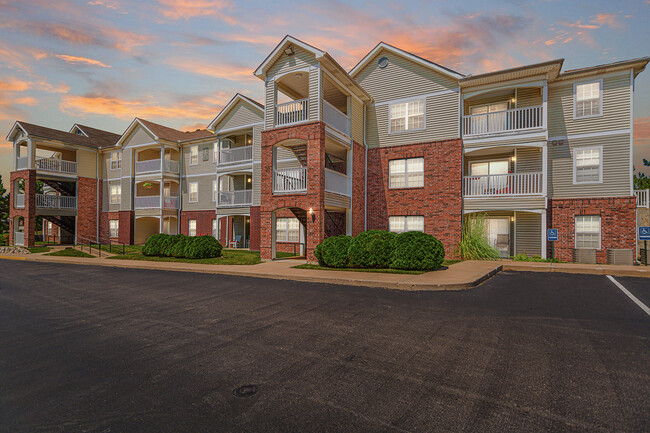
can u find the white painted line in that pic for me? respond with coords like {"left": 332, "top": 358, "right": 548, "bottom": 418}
{"left": 606, "top": 275, "right": 650, "bottom": 317}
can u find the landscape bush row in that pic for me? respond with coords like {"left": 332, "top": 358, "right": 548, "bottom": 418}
{"left": 314, "top": 230, "right": 445, "bottom": 271}
{"left": 143, "top": 233, "right": 222, "bottom": 259}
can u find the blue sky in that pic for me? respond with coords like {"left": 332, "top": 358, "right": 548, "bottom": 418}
{"left": 1, "top": 0, "right": 649, "bottom": 183}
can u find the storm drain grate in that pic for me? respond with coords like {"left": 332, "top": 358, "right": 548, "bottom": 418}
{"left": 233, "top": 384, "right": 258, "bottom": 397}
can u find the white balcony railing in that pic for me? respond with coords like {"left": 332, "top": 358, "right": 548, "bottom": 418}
{"left": 163, "top": 196, "right": 179, "bottom": 209}
{"left": 36, "top": 194, "right": 77, "bottom": 209}
{"left": 276, "top": 98, "right": 309, "bottom": 127}
{"left": 323, "top": 100, "right": 350, "bottom": 136}
{"left": 636, "top": 189, "right": 649, "bottom": 208}
{"left": 219, "top": 146, "right": 253, "bottom": 164}
{"left": 14, "top": 193, "right": 25, "bottom": 208}
{"left": 35, "top": 157, "right": 77, "bottom": 174}
{"left": 463, "top": 105, "right": 544, "bottom": 136}
{"left": 14, "top": 231, "right": 24, "bottom": 246}
{"left": 463, "top": 172, "right": 544, "bottom": 197}
{"left": 324, "top": 169, "right": 351, "bottom": 196}
{"left": 135, "top": 195, "right": 160, "bottom": 209}
{"left": 218, "top": 190, "right": 253, "bottom": 207}
{"left": 274, "top": 167, "right": 307, "bottom": 193}
{"left": 16, "top": 157, "right": 28, "bottom": 170}
{"left": 135, "top": 159, "right": 161, "bottom": 174}
{"left": 163, "top": 159, "right": 179, "bottom": 173}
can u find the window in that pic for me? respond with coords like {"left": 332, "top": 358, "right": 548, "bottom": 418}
{"left": 389, "top": 216, "right": 424, "bottom": 233}
{"left": 188, "top": 219, "right": 196, "bottom": 236}
{"left": 573, "top": 147, "right": 602, "bottom": 184}
{"left": 110, "top": 185, "right": 121, "bottom": 204}
{"left": 109, "top": 220, "right": 119, "bottom": 238}
{"left": 575, "top": 81, "right": 601, "bottom": 118}
{"left": 212, "top": 219, "right": 217, "bottom": 238}
{"left": 276, "top": 217, "right": 300, "bottom": 242}
{"left": 188, "top": 182, "right": 198, "bottom": 202}
{"left": 575, "top": 215, "right": 601, "bottom": 249}
{"left": 202, "top": 147, "right": 210, "bottom": 161}
{"left": 110, "top": 151, "right": 121, "bottom": 170}
{"left": 213, "top": 143, "right": 219, "bottom": 163}
{"left": 390, "top": 99, "right": 424, "bottom": 132}
{"left": 389, "top": 157, "right": 424, "bottom": 188}
{"left": 212, "top": 180, "right": 217, "bottom": 202}
{"left": 190, "top": 145, "right": 198, "bottom": 165}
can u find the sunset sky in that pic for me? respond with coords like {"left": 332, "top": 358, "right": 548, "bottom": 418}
{"left": 1, "top": 0, "right": 649, "bottom": 182}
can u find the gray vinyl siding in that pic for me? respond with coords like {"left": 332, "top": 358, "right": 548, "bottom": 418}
{"left": 366, "top": 91, "right": 459, "bottom": 148}
{"left": 516, "top": 148, "right": 543, "bottom": 172}
{"left": 351, "top": 99, "right": 364, "bottom": 144}
{"left": 213, "top": 103, "right": 263, "bottom": 132}
{"left": 517, "top": 87, "right": 542, "bottom": 108}
{"left": 548, "top": 133, "right": 631, "bottom": 198}
{"left": 183, "top": 141, "right": 218, "bottom": 176}
{"left": 548, "top": 72, "right": 631, "bottom": 137}
{"left": 309, "top": 67, "right": 321, "bottom": 122}
{"left": 267, "top": 45, "right": 317, "bottom": 78}
{"left": 463, "top": 133, "right": 546, "bottom": 149}
{"left": 124, "top": 126, "right": 155, "bottom": 147}
{"left": 122, "top": 148, "right": 132, "bottom": 177}
{"left": 103, "top": 152, "right": 121, "bottom": 180}
{"left": 464, "top": 94, "right": 512, "bottom": 115}
{"left": 265, "top": 80, "right": 276, "bottom": 130}
{"left": 324, "top": 192, "right": 351, "bottom": 208}
{"left": 182, "top": 174, "right": 216, "bottom": 210}
{"left": 120, "top": 177, "right": 132, "bottom": 211}
{"left": 515, "top": 212, "right": 542, "bottom": 256}
{"left": 217, "top": 207, "right": 251, "bottom": 216}
{"left": 464, "top": 196, "right": 546, "bottom": 211}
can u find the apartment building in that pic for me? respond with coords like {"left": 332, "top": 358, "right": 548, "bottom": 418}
{"left": 7, "top": 35, "right": 648, "bottom": 264}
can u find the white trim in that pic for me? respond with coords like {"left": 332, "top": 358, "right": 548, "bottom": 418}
{"left": 213, "top": 122, "right": 263, "bottom": 136}
{"left": 464, "top": 208, "right": 545, "bottom": 214}
{"left": 116, "top": 118, "right": 158, "bottom": 146}
{"left": 373, "top": 89, "right": 458, "bottom": 107}
{"left": 388, "top": 98, "right": 426, "bottom": 134}
{"left": 463, "top": 130, "right": 547, "bottom": 145}
{"left": 463, "top": 141, "right": 546, "bottom": 154}
{"left": 572, "top": 145, "right": 603, "bottom": 185}
{"left": 182, "top": 172, "right": 219, "bottom": 178}
{"left": 254, "top": 35, "right": 325, "bottom": 78}
{"left": 549, "top": 69, "right": 630, "bottom": 87}
{"left": 321, "top": 68, "right": 363, "bottom": 105}
{"left": 388, "top": 157, "right": 424, "bottom": 189}
{"left": 349, "top": 42, "right": 464, "bottom": 79}
{"left": 207, "top": 94, "right": 263, "bottom": 132}
{"left": 548, "top": 128, "right": 630, "bottom": 142}
{"left": 575, "top": 215, "right": 601, "bottom": 250}
{"left": 462, "top": 80, "right": 547, "bottom": 100}
{"left": 188, "top": 181, "right": 198, "bottom": 203}
{"left": 324, "top": 125, "right": 351, "bottom": 144}
{"left": 573, "top": 79, "right": 603, "bottom": 120}
{"left": 189, "top": 145, "right": 199, "bottom": 166}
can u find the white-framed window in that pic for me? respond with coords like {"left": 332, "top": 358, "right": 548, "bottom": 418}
{"left": 213, "top": 142, "right": 219, "bottom": 163}
{"left": 202, "top": 146, "right": 210, "bottom": 162}
{"left": 574, "top": 80, "right": 602, "bottom": 119}
{"left": 575, "top": 215, "right": 601, "bottom": 249}
{"left": 212, "top": 180, "right": 217, "bottom": 202}
{"left": 389, "top": 157, "right": 424, "bottom": 188}
{"left": 188, "top": 219, "right": 196, "bottom": 236}
{"left": 190, "top": 145, "right": 198, "bottom": 165}
{"left": 389, "top": 216, "right": 425, "bottom": 233}
{"left": 110, "top": 151, "right": 121, "bottom": 170}
{"left": 189, "top": 182, "right": 198, "bottom": 202}
{"left": 212, "top": 219, "right": 217, "bottom": 238}
{"left": 573, "top": 146, "right": 602, "bottom": 184}
{"left": 109, "top": 220, "right": 119, "bottom": 238}
{"left": 276, "top": 217, "right": 300, "bottom": 242}
{"left": 389, "top": 99, "right": 425, "bottom": 132}
{"left": 110, "top": 185, "right": 121, "bottom": 204}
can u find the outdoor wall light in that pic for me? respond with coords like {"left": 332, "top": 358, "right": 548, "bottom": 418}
{"left": 510, "top": 216, "right": 514, "bottom": 222}
{"left": 284, "top": 45, "right": 295, "bottom": 56}
{"left": 308, "top": 208, "right": 313, "bottom": 215}
{"left": 511, "top": 97, "right": 516, "bottom": 104}
{"left": 511, "top": 156, "right": 516, "bottom": 162}
{"left": 247, "top": 178, "right": 252, "bottom": 183}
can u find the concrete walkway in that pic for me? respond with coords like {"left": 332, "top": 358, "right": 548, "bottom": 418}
{"left": 496, "top": 260, "right": 650, "bottom": 278}
{"left": 0, "top": 254, "right": 501, "bottom": 291}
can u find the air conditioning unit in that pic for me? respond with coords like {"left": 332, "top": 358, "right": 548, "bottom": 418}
{"left": 573, "top": 248, "right": 597, "bottom": 264}
{"left": 607, "top": 249, "right": 633, "bottom": 266}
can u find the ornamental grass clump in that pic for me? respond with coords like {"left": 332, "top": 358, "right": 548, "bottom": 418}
{"left": 456, "top": 214, "right": 501, "bottom": 260}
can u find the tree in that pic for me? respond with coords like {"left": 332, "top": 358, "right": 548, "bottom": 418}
{"left": 0, "top": 175, "right": 8, "bottom": 234}
{"left": 634, "top": 158, "right": 650, "bottom": 190}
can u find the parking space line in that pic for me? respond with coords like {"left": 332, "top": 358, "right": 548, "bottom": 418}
{"left": 606, "top": 275, "right": 650, "bottom": 317}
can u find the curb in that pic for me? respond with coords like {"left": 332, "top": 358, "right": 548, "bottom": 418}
{"left": 501, "top": 263, "right": 650, "bottom": 278}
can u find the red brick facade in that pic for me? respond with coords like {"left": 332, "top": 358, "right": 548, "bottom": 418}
{"left": 366, "top": 139, "right": 463, "bottom": 258}
{"left": 548, "top": 197, "right": 636, "bottom": 263}
{"left": 180, "top": 210, "right": 216, "bottom": 236}
{"left": 351, "top": 140, "right": 366, "bottom": 236}
{"left": 100, "top": 211, "right": 134, "bottom": 245}
{"left": 77, "top": 176, "right": 98, "bottom": 242}
{"left": 9, "top": 170, "right": 36, "bottom": 247}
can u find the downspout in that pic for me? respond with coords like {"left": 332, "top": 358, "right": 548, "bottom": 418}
{"left": 364, "top": 103, "right": 368, "bottom": 231}
{"left": 96, "top": 151, "right": 99, "bottom": 241}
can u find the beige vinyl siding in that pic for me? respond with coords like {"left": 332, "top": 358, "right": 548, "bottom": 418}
{"left": 213, "top": 103, "right": 263, "bottom": 133}
{"left": 463, "top": 134, "right": 546, "bottom": 149}
{"left": 124, "top": 126, "right": 155, "bottom": 147}
{"left": 76, "top": 149, "right": 97, "bottom": 178}
{"left": 134, "top": 209, "right": 161, "bottom": 217}
{"left": 516, "top": 87, "right": 542, "bottom": 108}
{"left": 464, "top": 153, "right": 514, "bottom": 175}
{"left": 548, "top": 133, "right": 630, "bottom": 198}
{"left": 276, "top": 157, "right": 302, "bottom": 170}
{"left": 515, "top": 148, "right": 543, "bottom": 172}
{"left": 324, "top": 192, "right": 351, "bottom": 208}
{"left": 265, "top": 80, "right": 276, "bottom": 130}
{"left": 354, "top": 50, "right": 458, "bottom": 103}
{"left": 367, "top": 91, "right": 459, "bottom": 148}
{"left": 217, "top": 207, "right": 251, "bottom": 216}
{"left": 464, "top": 196, "right": 546, "bottom": 211}
{"left": 464, "top": 94, "right": 512, "bottom": 115}
{"left": 103, "top": 152, "right": 121, "bottom": 180}
{"left": 515, "top": 212, "right": 542, "bottom": 256}
{"left": 351, "top": 99, "right": 364, "bottom": 144}
{"left": 183, "top": 141, "right": 218, "bottom": 176}
{"left": 548, "top": 72, "right": 631, "bottom": 136}
{"left": 267, "top": 45, "right": 317, "bottom": 78}
{"left": 309, "top": 67, "right": 321, "bottom": 122}
{"left": 120, "top": 177, "right": 132, "bottom": 211}
{"left": 182, "top": 175, "right": 216, "bottom": 210}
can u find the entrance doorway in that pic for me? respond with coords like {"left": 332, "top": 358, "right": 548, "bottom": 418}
{"left": 485, "top": 218, "right": 510, "bottom": 257}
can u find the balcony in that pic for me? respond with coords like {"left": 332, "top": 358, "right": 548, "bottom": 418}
{"left": 35, "top": 157, "right": 77, "bottom": 175}
{"left": 135, "top": 195, "right": 179, "bottom": 209}
{"left": 463, "top": 172, "right": 544, "bottom": 197}
{"left": 463, "top": 105, "right": 543, "bottom": 137}
{"left": 274, "top": 167, "right": 307, "bottom": 193}
{"left": 218, "top": 190, "right": 253, "bottom": 207}
{"left": 16, "top": 156, "right": 28, "bottom": 170}
{"left": 135, "top": 158, "right": 179, "bottom": 174}
{"left": 324, "top": 169, "right": 351, "bottom": 196}
{"left": 636, "top": 189, "right": 649, "bottom": 208}
{"left": 323, "top": 100, "right": 350, "bottom": 136}
{"left": 219, "top": 145, "right": 253, "bottom": 165}
{"left": 36, "top": 194, "right": 77, "bottom": 209}
{"left": 276, "top": 98, "right": 309, "bottom": 127}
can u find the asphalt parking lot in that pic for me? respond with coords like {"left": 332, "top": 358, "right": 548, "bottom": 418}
{"left": 0, "top": 260, "right": 648, "bottom": 433}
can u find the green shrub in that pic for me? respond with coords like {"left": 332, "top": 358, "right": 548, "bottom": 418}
{"left": 390, "top": 231, "right": 445, "bottom": 271}
{"left": 348, "top": 230, "right": 396, "bottom": 268}
{"left": 172, "top": 236, "right": 189, "bottom": 258}
{"left": 456, "top": 214, "right": 501, "bottom": 260}
{"left": 512, "top": 253, "right": 560, "bottom": 263}
{"left": 314, "top": 242, "right": 325, "bottom": 266}
{"left": 160, "top": 234, "right": 185, "bottom": 257}
{"left": 142, "top": 233, "right": 170, "bottom": 256}
{"left": 184, "top": 235, "right": 222, "bottom": 259}
{"left": 319, "top": 235, "right": 352, "bottom": 268}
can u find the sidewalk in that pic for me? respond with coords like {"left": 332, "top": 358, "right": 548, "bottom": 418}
{"left": 497, "top": 260, "right": 650, "bottom": 278}
{"left": 0, "top": 254, "right": 501, "bottom": 291}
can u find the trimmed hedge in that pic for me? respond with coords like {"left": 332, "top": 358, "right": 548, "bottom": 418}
{"left": 142, "top": 233, "right": 169, "bottom": 256}
{"left": 390, "top": 231, "right": 445, "bottom": 271}
{"left": 319, "top": 235, "right": 352, "bottom": 268}
{"left": 172, "top": 236, "right": 190, "bottom": 258}
{"left": 161, "top": 234, "right": 185, "bottom": 257}
{"left": 314, "top": 242, "right": 325, "bottom": 266}
{"left": 348, "top": 230, "right": 396, "bottom": 268}
{"left": 185, "top": 235, "right": 222, "bottom": 259}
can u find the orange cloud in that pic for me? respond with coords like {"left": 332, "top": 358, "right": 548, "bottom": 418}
{"left": 157, "top": 0, "right": 235, "bottom": 22}
{"left": 54, "top": 54, "right": 111, "bottom": 68}
{"left": 170, "top": 59, "right": 255, "bottom": 81}
{"left": 591, "top": 13, "right": 622, "bottom": 29}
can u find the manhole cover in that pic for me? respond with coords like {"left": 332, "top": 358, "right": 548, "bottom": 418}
{"left": 233, "top": 384, "right": 258, "bottom": 397}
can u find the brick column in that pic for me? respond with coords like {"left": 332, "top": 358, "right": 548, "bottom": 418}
{"left": 9, "top": 170, "right": 36, "bottom": 247}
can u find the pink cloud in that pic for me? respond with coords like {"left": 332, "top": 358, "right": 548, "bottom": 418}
{"left": 54, "top": 54, "right": 111, "bottom": 68}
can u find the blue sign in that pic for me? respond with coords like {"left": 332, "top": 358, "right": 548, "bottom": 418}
{"left": 639, "top": 227, "right": 650, "bottom": 241}
{"left": 547, "top": 228, "right": 558, "bottom": 242}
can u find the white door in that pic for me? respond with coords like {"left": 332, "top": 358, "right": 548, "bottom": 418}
{"left": 485, "top": 218, "right": 510, "bottom": 257}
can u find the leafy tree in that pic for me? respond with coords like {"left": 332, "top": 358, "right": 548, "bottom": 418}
{"left": 0, "top": 175, "right": 8, "bottom": 234}
{"left": 634, "top": 158, "right": 650, "bottom": 190}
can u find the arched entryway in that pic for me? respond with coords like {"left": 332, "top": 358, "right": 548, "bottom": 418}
{"left": 134, "top": 216, "right": 160, "bottom": 245}
{"left": 271, "top": 207, "right": 307, "bottom": 259}
{"left": 13, "top": 216, "right": 25, "bottom": 246}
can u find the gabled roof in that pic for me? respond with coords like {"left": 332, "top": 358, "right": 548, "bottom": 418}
{"left": 116, "top": 118, "right": 213, "bottom": 146}
{"left": 70, "top": 124, "right": 121, "bottom": 148}
{"left": 207, "top": 93, "right": 263, "bottom": 132}
{"left": 349, "top": 42, "right": 465, "bottom": 80}
{"left": 6, "top": 120, "right": 118, "bottom": 149}
{"left": 254, "top": 35, "right": 325, "bottom": 79}
{"left": 556, "top": 56, "right": 649, "bottom": 81}
{"left": 459, "top": 59, "right": 564, "bottom": 88}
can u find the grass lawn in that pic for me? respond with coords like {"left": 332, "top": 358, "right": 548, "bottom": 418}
{"left": 108, "top": 249, "right": 262, "bottom": 265}
{"left": 293, "top": 259, "right": 462, "bottom": 274}
{"left": 27, "top": 246, "right": 51, "bottom": 253}
{"left": 46, "top": 248, "right": 94, "bottom": 258}
{"left": 92, "top": 244, "right": 144, "bottom": 255}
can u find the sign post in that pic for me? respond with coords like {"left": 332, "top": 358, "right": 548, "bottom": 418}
{"left": 640, "top": 227, "right": 650, "bottom": 266}
{"left": 547, "top": 229, "right": 558, "bottom": 260}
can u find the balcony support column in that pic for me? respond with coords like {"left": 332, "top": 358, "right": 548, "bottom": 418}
{"left": 26, "top": 139, "right": 34, "bottom": 169}
{"left": 542, "top": 144, "right": 548, "bottom": 197}
{"left": 541, "top": 209, "right": 547, "bottom": 259}
{"left": 542, "top": 83, "right": 548, "bottom": 131}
